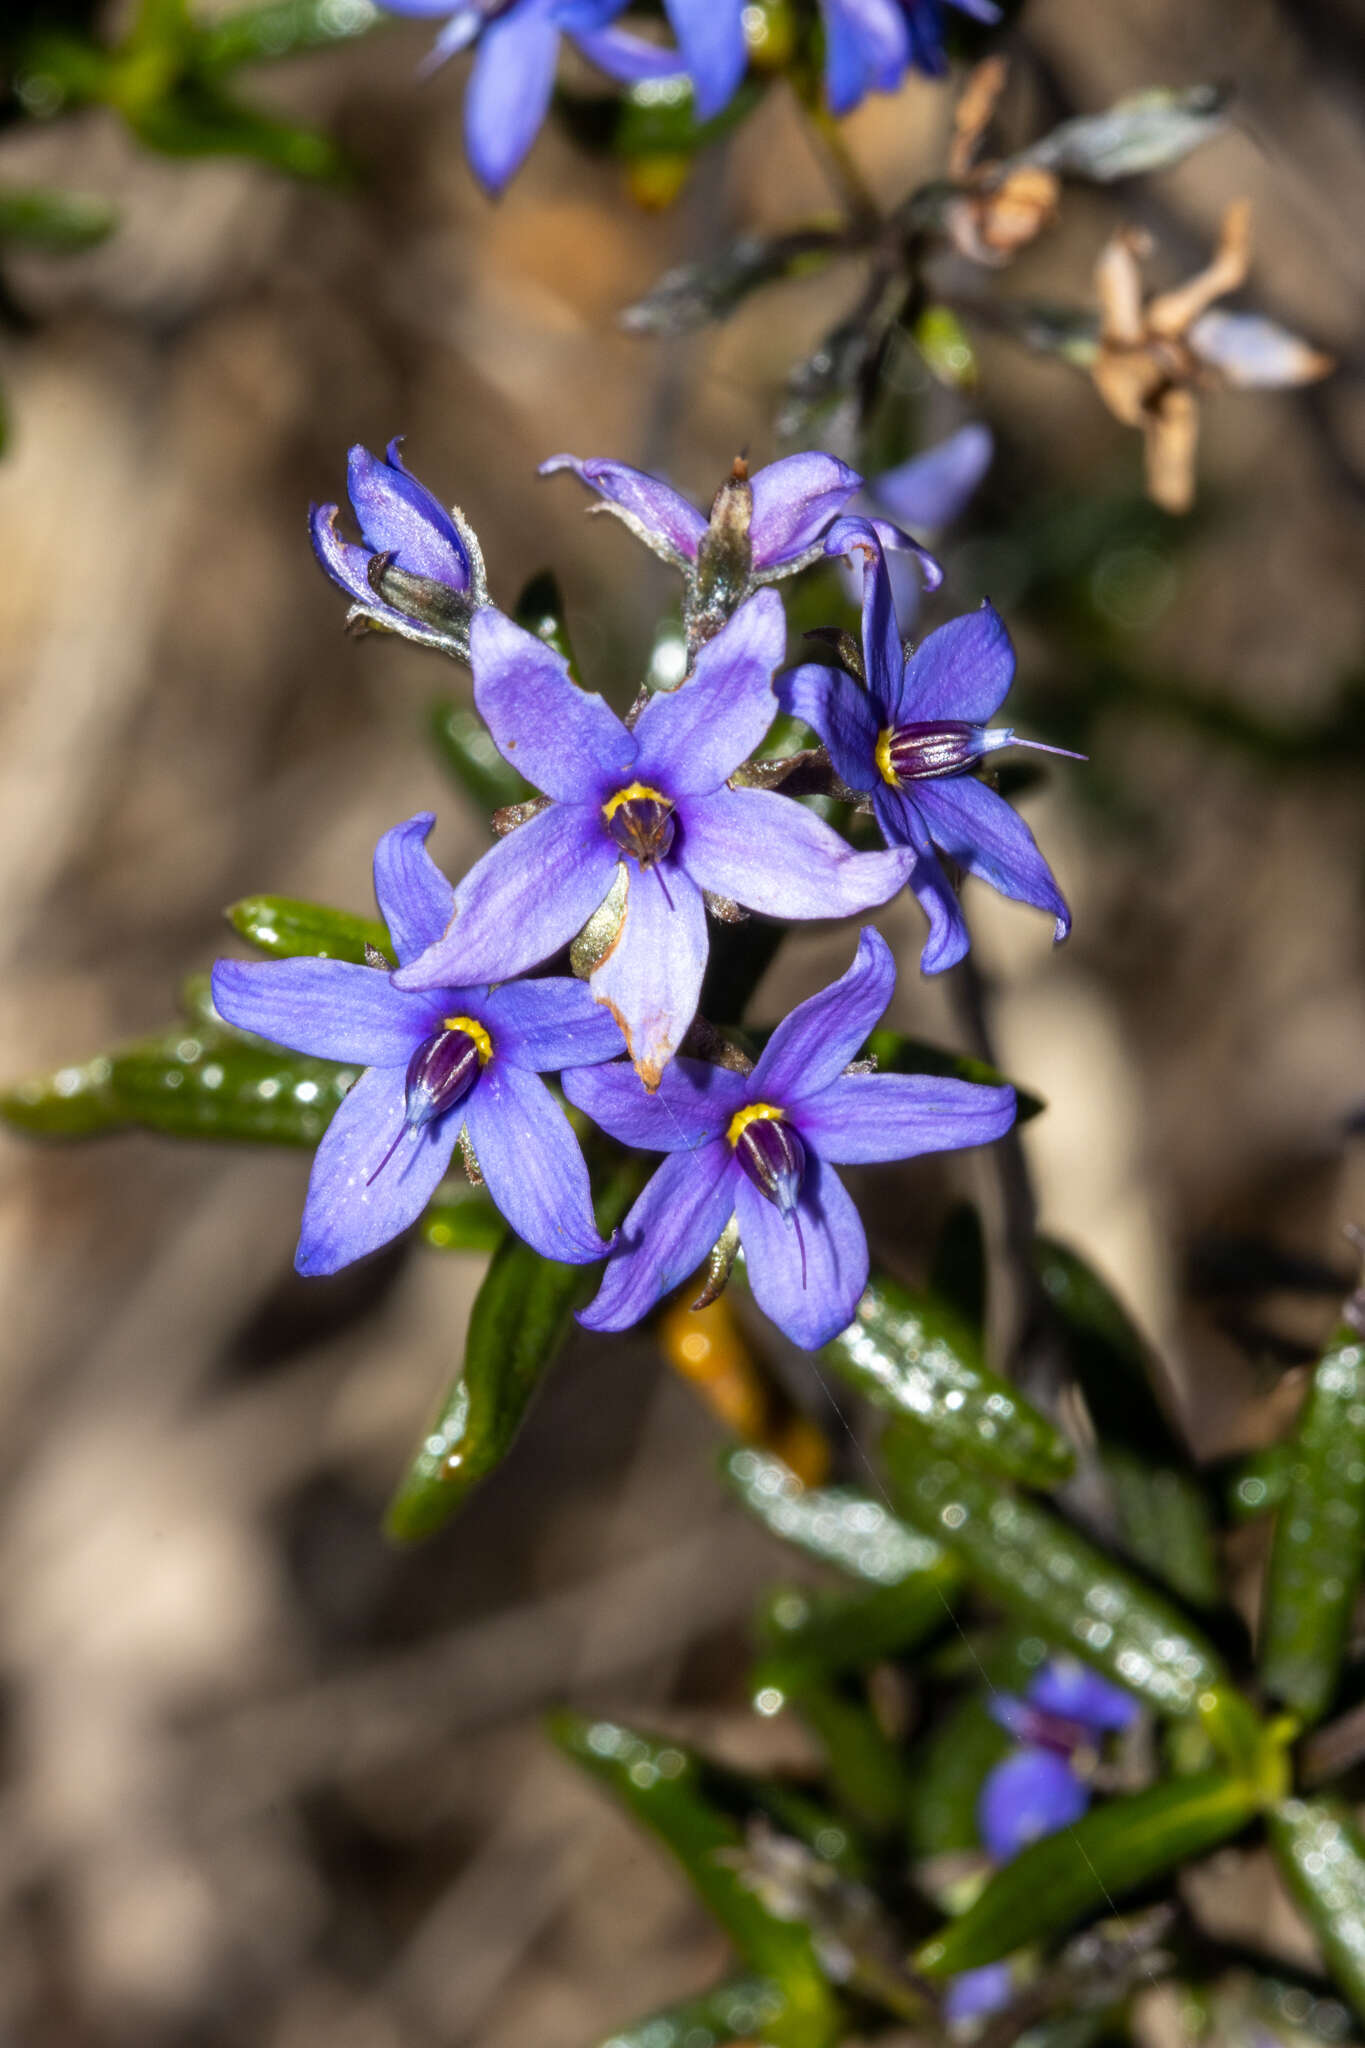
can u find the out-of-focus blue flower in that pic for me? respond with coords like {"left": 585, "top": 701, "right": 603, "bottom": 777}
{"left": 851, "top": 422, "right": 993, "bottom": 624}
{"left": 942, "top": 1961, "right": 1014, "bottom": 2027}
{"left": 212, "top": 815, "right": 622, "bottom": 1274}
{"left": 391, "top": 590, "right": 918, "bottom": 1088}
{"left": 977, "top": 1743, "right": 1090, "bottom": 1861}
{"left": 378, "top": 0, "right": 683, "bottom": 191}
{"left": 310, "top": 439, "right": 486, "bottom": 654}
{"left": 779, "top": 516, "right": 1078, "bottom": 974}
{"left": 650, "top": 0, "right": 748, "bottom": 119}
{"left": 977, "top": 1658, "right": 1139, "bottom": 1862}
{"left": 1026, "top": 1659, "right": 1140, "bottom": 1735}
{"left": 564, "top": 927, "right": 1015, "bottom": 1349}
{"left": 819, "top": 0, "right": 1002, "bottom": 116}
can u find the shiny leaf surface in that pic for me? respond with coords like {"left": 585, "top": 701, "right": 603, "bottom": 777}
{"left": 722, "top": 1446, "right": 954, "bottom": 1587}
{"left": 226, "top": 895, "right": 393, "bottom": 965}
{"left": 1269, "top": 1798, "right": 1365, "bottom": 2022}
{"left": 590, "top": 1976, "right": 786, "bottom": 2048}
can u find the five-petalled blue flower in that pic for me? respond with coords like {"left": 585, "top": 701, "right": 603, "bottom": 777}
{"left": 390, "top": 589, "right": 918, "bottom": 1088}
{"left": 978, "top": 1658, "right": 1138, "bottom": 1863}
{"left": 211, "top": 815, "right": 623, "bottom": 1274}
{"left": 780, "top": 516, "right": 1078, "bottom": 975}
{"left": 563, "top": 927, "right": 1016, "bottom": 1349}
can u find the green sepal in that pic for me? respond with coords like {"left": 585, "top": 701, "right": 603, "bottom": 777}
{"left": 752, "top": 1570, "right": 957, "bottom": 1690}
{"left": 866, "top": 1027, "right": 1045, "bottom": 1122}
{"left": 549, "top": 1714, "right": 844, "bottom": 2048}
{"left": 1260, "top": 1321, "right": 1365, "bottom": 1724}
{"left": 826, "top": 1276, "right": 1075, "bottom": 1491}
{"left": 1037, "top": 1237, "right": 1221, "bottom": 1608}
{"left": 0, "top": 184, "right": 118, "bottom": 250}
{"left": 588, "top": 1976, "right": 786, "bottom": 2048}
{"left": 722, "top": 1446, "right": 954, "bottom": 1587}
{"left": 428, "top": 700, "right": 533, "bottom": 816}
{"left": 882, "top": 1419, "right": 1226, "bottom": 1716}
{"left": 419, "top": 1179, "right": 505, "bottom": 1255}
{"left": 1269, "top": 1798, "right": 1365, "bottom": 2022}
{"left": 225, "top": 894, "right": 394, "bottom": 965}
{"left": 0, "top": 1021, "right": 355, "bottom": 1145}
{"left": 384, "top": 1158, "right": 642, "bottom": 1543}
{"left": 916, "top": 1770, "right": 1260, "bottom": 1977}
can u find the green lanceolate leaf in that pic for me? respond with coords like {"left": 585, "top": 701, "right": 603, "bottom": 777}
{"left": 0, "top": 184, "right": 118, "bottom": 250}
{"left": 550, "top": 1715, "right": 844, "bottom": 2048}
{"left": 917, "top": 1770, "right": 1260, "bottom": 1977}
{"left": 1259, "top": 1316, "right": 1365, "bottom": 1724}
{"left": 197, "top": 0, "right": 383, "bottom": 70}
{"left": 753, "top": 1574, "right": 956, "bottom": 1692}
{"left": 1018, "top": 82, "right": 1229, "bottom": 184}
{"left": 226, "top": 895, "right": 394, "bottom": 965}
{"left": 384, "top": 1159, "right": 642, "bottom": 1543}
{"left": 1, "top": 1022, "right": 355, "bottom": 1145}
{"left": 1269, "top": 1799, "right": 1365, "bottom": 2022}
{"left": 882, "top": 1420, "right": 1225, "bottom": 1716}
{"left": 782, "top": 1675, "right": 911, "bottom": 1835}
{"left": 827, "top": 1276, "right": 1075, "bottom": 1491}
{"left": 906, "top": 1693, "right": 1012, "bottom": 1860}
{"left": 420, "top": 1179, "right": 505, "bottom": 1254}
{"left": 429, "top": 701, "right": 533, "bottom": 815}
{"left": 1037, "top": 1237, "right": 1221, "bottom": 1609}
{"left": 591, "top": 1976, "right": 786, "bottom": 2048}
{"left": 867, "top": 1028, "right": 1045, "bottom": 1123}
{"left": 1225, "top": 1441, "right": 1291, "bottom": 1520}
{"left": 722, "top": 1446, "right": 955, "bottom": 1588}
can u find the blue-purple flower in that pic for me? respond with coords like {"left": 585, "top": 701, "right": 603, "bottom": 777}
{"left": 211, "top": 815, "right": 623, "bottom": 1274}
{"left": 391, "top": 590, "right": 917, "bottom": 1088}
{"left": 977, "top": 1659, "right": 1138, "bottom": 1862}
{"left": 310, "top": 440, "right": 486, "bottom": 656}
{"left": 563, "top": 927, "right": 1016, "bottom": 1349}
{"left": 541, "top": 449, "right": 941, "bottom": 647}
{"left": 819, "top": 0, "right": 1002, "bottom": 116}
{"left": 377, "top": 1, "right": 683, "bottom": 192}
{"left": 852, "top": 423, "right": 993, "bottom": 624}
{"left": 942, "top": 1962, "right": 1014, "bottom": 2028}
{"left": 780, "top": 517, "right": 1078, "bottom": 975}
{"left": 651, "top": 0, "right": 748, "bottom": 120}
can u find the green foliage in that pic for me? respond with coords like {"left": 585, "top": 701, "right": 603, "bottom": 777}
{"left": 0, "top": 184, "right": 117, "bottom": 250}
{"left": 723, "top": 1446, "right": 953, "bottom": 1587}
{"left": 587, "top": 1976, "right": 785, "bottom": 2048}
{"left": 1269, "top": 1799, "right": 1365, "bottom": 2022}
{"left": 226, "top": 895, "right": 394, "bottom": 966}
{"left": 1259, "top": 1319, "right": 1365, "bottom": 1724}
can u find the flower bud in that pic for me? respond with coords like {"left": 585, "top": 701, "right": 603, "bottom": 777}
{"left": 688, "top": 456, "right": 755, "bottom": 649}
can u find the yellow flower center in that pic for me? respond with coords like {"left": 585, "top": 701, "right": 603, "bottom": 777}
{"left": 602, "top": 780, "right": 671, "bottom": 823}
{"left": 442, "top": 1015, "right": 493, "bottom": 1064}
{"left": 726, "top": 1101, "right": 786, "bottom": 1148}
{"left": 874, "top": 728, "right": 900, "bottom": 788}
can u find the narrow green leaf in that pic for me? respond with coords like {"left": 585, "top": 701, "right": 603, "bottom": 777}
{"left": 428, "top": 700, "right": 533, "bottom": 815}
{"left": 1260, "top": 1319, "right": 1365, "bottom": 1724}
{"left": 722, "top": 1446, "right": 955, "bottom": 1588}
{"left": 1269, "top": 1799, "right": 1365, "bottom": 2022}
{"left": 384, "top": 1159, "right": 642, "bottom": 1542}
{"left": 905, "top": 1693, "right": 1012, "bottom": 1860}
{"left": 1, "top": 1024, "right": 355, "bottom": 1145}
{"left": 590, "top": 1976, "right": 785, "bottom": 2048}
{"left": 753, "top": 1572, "right": 956, "bottom": 1690}
{"left": 550, "top": 1714, "right": 844, "bottom": 2048}
{"left": 867, "top": 1028, "right": 1045, "bottom": 1122}
{"left": 0, "top": 185, "right": 118, "bottom": 250}
{"left": 917, "top": 1771, "right": 1260, "bottom": 1976}
{"left": 826, "top": 1276, "right": 1075, "bottom": 1490}
{"left": 225, "top": 895, "right": 393, "bottom": 965}
{"left": 127, "top": 85, "right": 345, "bottom": 181}
{"left": 882, "top": 1420, "right": 1226, "bottom": 1717}
{"left": 1019, "top": 83, "right": 1229, "bottom": 184}
{"left": 420, "top": 1179, "right": 505, "bottom": 1255}
{"left": 781, "top": 1675, "right": 911, "bottom": 1834}
{"left": 1224, "top": 1442, "right": 1291, "bottom": 1521}
{"left": 197, "top": 0, "right": 383, "bottom": 70}
{"left": 1037, "top": 1237, "right": 1221, "bottom": 1608}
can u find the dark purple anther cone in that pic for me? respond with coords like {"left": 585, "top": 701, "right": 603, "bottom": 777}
{"left": 405, "top": 1026, "right": 483, "bottom": 1128}
{"left": 735, "top": 1115, "right": 806, "bottom": 1218}
{"left": 885, "top": 720, "right": 980, "bottom": 781}
{"left": 606, "top": 795, "right": 676, "bottom": 868}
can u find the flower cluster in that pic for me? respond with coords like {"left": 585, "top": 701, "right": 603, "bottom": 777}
{"left": 218, "top": 436, "right": 1081, "bottom": 1350}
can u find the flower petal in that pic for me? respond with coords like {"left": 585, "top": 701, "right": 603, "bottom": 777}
{"left": 577, "top": 1142, "right": 737, "bottom": 1332}
{"left": 471, "top": 605, "right": 636, "bottom": 803}
{"left": 895, "top": 602, "right": 1016, "bottom": 725}
{"left": 464, "top": 1059, "right": 609, "bottom": 1263}
{"left": 563, "top": 1053, "right": 748, "bottom": 1151}
{"left": 776, "top": 661, "right": 879, "bottom": 791}
{"left": 752, "top": 927, "right": 894, "bottom": 1104}
{"left": 1029, "top": 1659, "right": 1138, "bottom": 1734}
{"left": 1189, "top": 308, "right": 1333, "bottom": 389}
{"left": 868, "top": 424, "right": 993, "bottom": 531}
{"left": 943, "top": 1965, "right": 1015, "bottom": 2026}
{"left": 912, "top": 774, "right": 1070, "bottom": 940}
{"left": 296, "top": 1065, "right": 459, "bottom": 1276}
{"left": 871, "top": 784, "right": 969, "bottom": 973}
{"left": 392, "top": 802, "right": 619, "bottom": 989}
{"left": 633, "top": 589, "right": 785, "bottom": 797}
{"left": 211, "top": 956, "right": 442, "bottom": 1065}
{"left": 658, "top": 0, "right": 747, "bottom": 116}
{"left": 824, "top": 514, "right": 902, "bottom": 716}
{"left": 736, "top": 1156, "right": 868, "bottom": 1351}
{"left": 677, "top": 784, "right": 914, "bottom": 921}
{"left": 481, "top": 974, "right": 626, "bottom": 1072}
{"left": 589, "top": 859, "right": 708, "bottom": 1088}
{"left": 463, "top": 6, "right": 559, "bottom": 193}
{"left": 818, "top": 0, "right": 909, "bottom": 114}
{"left": 539, "top": 454, "right": 706, "bottom": 565}
{"left": 347, "top": 442, "right": 470, "bottom": 590}
{"left": 977, "top": 1747, "right": 1089, "bottom": 1863}
{"left": 748, "top": 453, "right": 862, "bottom": 568}
{"left": 309, "top": 502, "right": 377, "bottom": 608}
{"left": 372, "top": 812, "right": 456, "bottom": 967}
{"left": 793, "top": 1071, "right": 1016, "bottom": 1163}
{"left": 568, "top": 18, "right": 690, "bottom": 82}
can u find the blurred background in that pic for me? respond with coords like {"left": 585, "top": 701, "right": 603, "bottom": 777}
{"left": 0, "top": 0, "right": 1362, "bottom": 2039}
